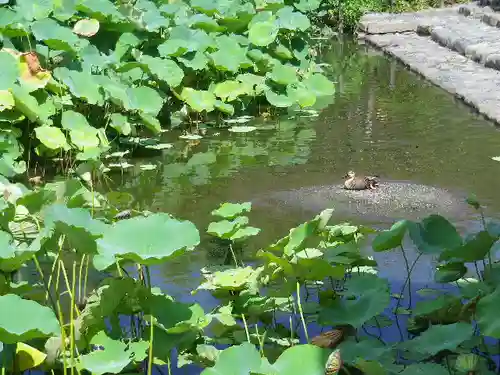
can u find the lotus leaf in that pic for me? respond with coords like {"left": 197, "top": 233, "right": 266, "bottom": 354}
{"left": 97, "top": 213, "right": 200, "bottom": 265}
{"left": 77, "top": 331, "right": 138, "bottom": 375}
{"left": 372, "top": 220, "right": 410, "bottom": 252}
{"left": 211, "top": 202, "right": 252, "bottom": 219}
{"left": 73, "top": 18, "right": 100, "bottom": 37}
{"left": 276, "top": 6, "right": 311, "bottom": 31}
{"left": 248, "top": 21, "right": 278, "bottom": 46}
{"left": 181, "top": 88, "right": 216, "bottom": 112}
{"left": 409, "top": 214, "right": 462, "bottom": 254}
{"left": 476, "top": 287, "right": 500, "bottom": 338}
{"left": 402, "top": 322, "right": 473, "bottom": 355}
{"left": 303, "top": 73, "right": 335, "bottom": 96}
{"left": 0, "top": 294, "right": 59, "bottom": 343}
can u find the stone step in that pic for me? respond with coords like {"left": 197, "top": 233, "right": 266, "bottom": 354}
{"left": 363, "top": 33, "right": 500, "bottom": 124}
{"left": 421, "top": 12, "right": 500, "bottom": 69}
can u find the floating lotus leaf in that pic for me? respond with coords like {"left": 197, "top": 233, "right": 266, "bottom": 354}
{"left": 268, "top": 64, "right": 298, "bottom": 85}
{"left": 97, "top": 213, "right": 200, "bottom": 265}
{"left": 0, "top": 294, "right": 60, "bottom": 343}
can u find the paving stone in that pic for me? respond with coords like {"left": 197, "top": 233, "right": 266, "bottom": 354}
{"left": 364, "top": 33, "right": 500, "bottom": 125}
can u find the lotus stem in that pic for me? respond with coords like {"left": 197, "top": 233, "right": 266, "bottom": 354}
{"left": 32, "top": 255, "right": 58, "bottom": 313}
{"left": 147, "top": 316, "right": 154, "bottom": 375}
{"left": 78, "top": 254, "right": 85, "bottom": 305}
{"left": 241, "top": 313, "right": 251, "bottom": 342}
{"left": 400, "top": 245, "right": 412, "bottom": 309}
{"left": 296, "top": 281, "right": 310, "bottom": 343}
{"left": 70, "top": 261, "right": 76, "bottom": 375}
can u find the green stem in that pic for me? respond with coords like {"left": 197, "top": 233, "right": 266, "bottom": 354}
{"left": 147, "top": 317, "right": 154, "bottom": 375}
{"left": 296, "top": 281, "right": 309, "bottom": 343}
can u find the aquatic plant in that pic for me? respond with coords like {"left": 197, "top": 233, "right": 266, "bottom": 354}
{"left": 0, "top": 0, "right": 336, "bottom": 177}
{"left": 1, "top": 162, "right": 500, "bottom": 375}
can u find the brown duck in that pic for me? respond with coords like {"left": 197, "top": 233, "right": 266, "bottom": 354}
{"left": 343, "top": 171, "right": 379, "bottom": 190}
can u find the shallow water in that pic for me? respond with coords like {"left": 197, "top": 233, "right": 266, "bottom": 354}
{"left": 98, "top": 37, "right": 500, "bottom": 298}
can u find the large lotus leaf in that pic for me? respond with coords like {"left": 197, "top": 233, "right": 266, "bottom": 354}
{"left": 268, "top": 63, "right": 298, "bottom": 85}
{"left": 139, "top": 113, "right": 161, "bottom": 134}
{"left": 53, "top": 0, "right": 77, "bottom": 21}
{"left": 10, "top": 85, "right": 48, "bottom": 124}
{"left": 338, "top": 338, "right": 391, "bottom": 364}
{"left": 147, "top": 294, "right": 211, "bottom": 334}
{"left": 191, "top": 0, "right": 218, "bottom": 15}
{"left": 96, "top": 213, "right": 200, "bottom": 265}
{"left": 77, "top": 0, "right": 125, "bottom": 22}
{"left": 265, "top": 89, "right": 294, "bottom": 108}
{"left": 402, "top": 322, "right": 473, "bottom": 356}
{"left": 94, "top": 75, "right": 129, "bottom": 108}
{"left": 197, "top": 266, "right": 258, "bottom": 292}
{"left": 400, "top": 363, "right": 449, "bottom": 375}
{"left": 319, "top": 274, "right": 390, "bottom": 328}
{"left": 141, "top": 8, "right": 170, "bottom": 32}
{"left": 15, "top": 342, "right": 47, "bottom": 372}
{"left": 53, "top": 68, "right": 103, "bottom": 105}
{"left": 158, "top": 27, "right": 214, "bottom": 57}
{"left": 210, "top": 35, "right": 251, "bottom": 72}
{"left": 61, "top": 110, "right": 99, "bottom": 149}
{"left": 188, "top": 14, "right": 225, "bottom": 32}
{"left": 35, "top": 126, "right": 69, "bottom": 150}
{"left": 211, "top": 202, "right": 252, "bottom": 219}
{"left": 139, "top": 55, "right": 184, "bottom": 87}
{"left": 266, "top": 344, "right": 330, "bottom": 375}
{"left": 293, "top": 0, "right": 321, "bottom": 12}
{"left": 434, "top": 262, "right": 467, "bottom": 283}
{"left": 109, "top": 113, "right": 132, "bottom": 136}
{"left": 0, "top": 230, "right": 37, "bottom": 272}
{"left": 215, "top": 100, "right": 234, "bottom": 115}
{"left": 126, "top": 86, "right": 164, "bottom": 116}
{"left": 476, "top": 287, "right": 500, "bottom": 338}
{"left": 42, "top": 203, "right": 109, "bottom": 254}
{"left": 409, "top": 215, "right": 462, "bottom": 254}
{"left": 0, "top": 294, "right": 59, "bottom": 343}
{"left": 0, "top": 90, "right": 15, "bottom": 111}
{"left": 303, "top": 73, "right": 335, "bottom": 96}
{"left": 213, "top": 80, "right": 250, "bottom": 102}
{"left": 181, "top": 88, "right": 216, "bottom": 112}
{"left": 248, "top": 21, "right": 278, "bottom": 46}
{"left": 201, "top": 342, "right": 263, "bottom": 375}
{"left": 0, "top": 52, "right": 19, "bottom": 90}
{"left": 372, "top": 220, "right": 410, "bottom": 252}
{"left": 14, "top": 0, "right": 53, "bottom": 21}
{"left": 178, "top": 51, "right": 209, "bottom": 71}
{"left": 113, "top": 32, "right": 141, "bottom": 62}
{"left": 31, "top": 19, "right": 86, "bottom": 52}
{"left": 276, "top": 6, "right": 310, "bottom": 31}
{"left": 286, "top": 83, "right": 316, "bottom": 107}
{"left": 207, "top": 216, "right": 249, "bottom": 239}
{"left": 77, "top": 331, "right": 135, "bottom": 375}
{"left": 439, "top": 230, "right": 497, "bottom": 262}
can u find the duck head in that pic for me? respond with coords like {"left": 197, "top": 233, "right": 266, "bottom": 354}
{"left": 343, "top": 171, "right": 356, "bottom": 179}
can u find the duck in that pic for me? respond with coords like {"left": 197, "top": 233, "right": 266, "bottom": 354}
{"left": 343, "top": 171, "right": 379, "bottom": 190}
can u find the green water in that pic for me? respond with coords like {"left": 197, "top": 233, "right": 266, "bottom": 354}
{"left": 101, "top": 37, "right": 500, "bottom": 294}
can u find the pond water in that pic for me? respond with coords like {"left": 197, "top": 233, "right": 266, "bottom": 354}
{"left": 90, "top": 36, "right": 500, "bottom": 372}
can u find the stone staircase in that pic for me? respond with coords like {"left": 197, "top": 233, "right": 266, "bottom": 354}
{"left": 358, "top": 2, "right": 500, "bottom": 124}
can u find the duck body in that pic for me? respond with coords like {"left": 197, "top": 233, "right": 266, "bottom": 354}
{"left": 343, "top": 171, "right": 379, "bottom": 190}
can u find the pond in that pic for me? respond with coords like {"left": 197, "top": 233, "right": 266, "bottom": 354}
{"left": 98, "top": 36, "right": 500, "bottom": 299}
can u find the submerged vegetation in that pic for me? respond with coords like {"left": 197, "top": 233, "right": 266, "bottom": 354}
{"left": 1, "top": 1, "right": 500, "bottom": 375}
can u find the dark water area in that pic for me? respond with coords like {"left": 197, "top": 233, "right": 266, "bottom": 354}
{"left": 88, "top": 37, "right": 500, "bottom": 373}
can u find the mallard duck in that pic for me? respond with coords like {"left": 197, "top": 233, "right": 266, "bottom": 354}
{"left": 343, "top": 171, "right": 379, "bottom": 190}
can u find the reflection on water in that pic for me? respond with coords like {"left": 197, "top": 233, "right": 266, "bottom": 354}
{"left": 99, "top": 37, "right": 500, "bottom": 297}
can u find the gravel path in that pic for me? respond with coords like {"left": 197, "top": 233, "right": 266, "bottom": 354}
{"left": 359, "top": 2, "right": 500, "bottom": 125}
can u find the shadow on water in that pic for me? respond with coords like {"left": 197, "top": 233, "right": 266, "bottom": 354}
{"left": 89, "top": 36, "right": 500, "bottom": 373}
